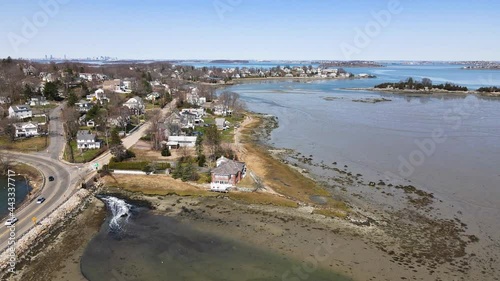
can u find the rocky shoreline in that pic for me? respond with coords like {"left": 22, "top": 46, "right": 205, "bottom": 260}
{"left": 2, "top": 112, "right": 499, "bottom": 281}
{"left": 345, "top": 87, "right": 500, "bottom": 98}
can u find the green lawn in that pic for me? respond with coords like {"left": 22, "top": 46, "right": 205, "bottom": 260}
{"left": 64, "top": 140, "right": 106, "bottom": 163}
{"left": 220, "top": 127, "right": 235, "bottom": 143}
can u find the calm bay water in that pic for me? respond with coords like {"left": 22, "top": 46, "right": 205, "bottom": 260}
{"left": 224, "top": 64, "right": 500, "bottom": 244}
{"left": 81, "top": 197, "right": 350, "bottom": 281}
{"left": 0, "top": 176, "right": 31, "bottom": 219}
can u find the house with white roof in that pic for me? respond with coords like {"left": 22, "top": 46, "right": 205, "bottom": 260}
{"left": 13, "top": 121, "right": 39, "bottom": 138}
{"left": 164, "top": 135, "right": 197, "bottom": 149}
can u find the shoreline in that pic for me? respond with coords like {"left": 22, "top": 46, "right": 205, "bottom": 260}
{"left": 0, "top": 163, "right": 44, "bottom": 220}
{"left": 344, "top": 87, "right": 500, "bottom": 98}
{"left": 225, "top": 76, "right": 375, "bottom": 85}
{"left": 4, "top": 108, "right": 498, "bottom": 280}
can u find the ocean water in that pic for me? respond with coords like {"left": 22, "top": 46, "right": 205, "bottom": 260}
{"left": 81, "top": 196, "right": 350, "bottom": 281}
{"left": 0, "top": 176, "right": 31, "bottom": 219}
{"left": 223, "top": 64, "right": 500, "bottom": 243}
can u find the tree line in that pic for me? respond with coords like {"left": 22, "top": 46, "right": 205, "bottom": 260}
{"left": 375, "top": 77, "right": 468, "bottom": 91}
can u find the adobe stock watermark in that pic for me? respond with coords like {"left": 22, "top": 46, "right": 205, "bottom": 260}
{"left": 213, "top": 0, "right": 243, "bottom": 21}
{"left": 340, "top": 0, "right": 403, "bottom": 60}
{"left": 389, "top": 96, "right": 480, "bottom": 179}
{"left": 7, "top": 0, "right": 71, "bottom": 53}
{"left": 7, "top": 170, "right": 17, "bottom": 273}
{"left": 281, "top": 236, "right": 338, "bottom": 281}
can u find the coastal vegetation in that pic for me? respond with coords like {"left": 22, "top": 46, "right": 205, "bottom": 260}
{"left": 375, "top": 77, "right": 469, "bottom": 91}
{"left": 477, "top": 86, "right": 500, "bottom": 93}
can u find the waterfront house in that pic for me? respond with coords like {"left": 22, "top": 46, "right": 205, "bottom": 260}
{"left": 210, "top": 156, "right": 246, "bottom": 192}
{"left": 8, "top": 105, "right": 32, "bottom": 119}
{"left": 215, "top": 118, "right": 227, "bottom": 130}
{"left": 13, "top": 121, "right": 39, "bottom": 138}
{"left": 76, "top": 130, "right": 101, "bottom": 149}
{"left": 123, "top": 96, "right": 145, "bottom": 115}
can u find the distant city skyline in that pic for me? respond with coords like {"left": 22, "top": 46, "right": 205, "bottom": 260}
{"left": 1, "top": 0, "right": 499, "bottom": 61}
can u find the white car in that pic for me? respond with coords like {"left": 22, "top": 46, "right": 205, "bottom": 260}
{"left": 5, "top": 217, "right": 18, "bottom": 226}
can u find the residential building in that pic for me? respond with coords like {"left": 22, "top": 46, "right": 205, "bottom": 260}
{"left": 0, "top": 96, "right": 11, "bottom": 104}
{"left": 215, "top": 118, "right": 227, "bottom": 130}
{"left": 13, "top": 121, "right": 39, "bottom": 138}
{"left": 210, "top": 156, "right": 246, "bottom": 192}
{"left": 165, "top": 135, "right": 197, "bottom": 149}
{"left": 75, "top": 100, "right": 93, "bottom": 112}
{"left": 123, "top": 96, "right": 145, "bottom": 115}
{"left": 76, "top": 130, "right": 101, "bottom": 149}
{"left": 29, "top": 96, "right": 49, "bottom": 107}
{"left": 86, "top": 89, "right": 109, "bottom": 104}
{"left": 145, "top": 92, "right": 161, "bottom": 101}
{"left": 103, "top": 79, "right": 121, "bottom": 92}
{"left": 8, "top": 105, "right": 32, "bottom": 119}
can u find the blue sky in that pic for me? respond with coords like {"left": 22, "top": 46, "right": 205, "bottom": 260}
{"left": 0, "top": 0, "right": 499, "bottom": 60}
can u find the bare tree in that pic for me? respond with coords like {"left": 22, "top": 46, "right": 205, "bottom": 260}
{"left": 146, "top": 109, "right": 163, "bottom": 150}
{"left": 61, "top": 107, "right": 80, "bottom": 162}
{"left": 0, "top": 153, "right": 17, "bottom": 175}
{"left": 110, "top": 106, "right": 131, "bottom": 134}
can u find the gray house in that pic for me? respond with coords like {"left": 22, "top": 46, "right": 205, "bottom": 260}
{"left": 76, "top": 130, "right": 101, "bottom": 149}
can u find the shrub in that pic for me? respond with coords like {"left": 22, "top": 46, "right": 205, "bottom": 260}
{"left": 161, "top": 147, "right": 171, "bottom": 157}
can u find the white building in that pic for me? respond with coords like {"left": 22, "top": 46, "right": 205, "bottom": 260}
{"left": 76, "top": 130, "right": 101, "bottom": 149}
{"left": 13, "top": 122, "right": 39, "bottom": 138}
{"left": 165, "top": 135, "right": 197, "bottom": 149}
{"left": 123, "top": 96, "right": 145, "bottom": 115}
{"left": 9, "top": 105, "right": 32, "bottom": 119}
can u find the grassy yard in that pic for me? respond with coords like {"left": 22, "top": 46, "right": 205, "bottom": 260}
{"left": 64, "top": 140, "right": 105, "bottom": 163}
{"left": 220, "top": 127, "right": 235, "bottom": 143}
{"left": 239, "top": 115, "right": 349, "bottom": 215}
{"left": 0, "top": 136, "right": 49, "bottom": 152}
{"left": 31, "top": 116, "right": 48, "bottom": 124}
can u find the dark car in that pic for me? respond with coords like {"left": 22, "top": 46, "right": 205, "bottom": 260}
{"left": 48, "top": 176, "right": 54, "bottom": 181}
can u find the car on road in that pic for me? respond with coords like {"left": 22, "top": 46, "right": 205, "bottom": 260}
{"left": 4, "top": 217, "right": 18, "bottom": 226}
{"left": 36, "top": 197, "right": 46, "bottom": 204}
{"left": 48, "top": 176, "right": 54, "bottom": 181}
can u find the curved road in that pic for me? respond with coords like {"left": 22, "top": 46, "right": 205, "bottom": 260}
{"left": 0, "top": 100, "right": 176, "bottom": 252}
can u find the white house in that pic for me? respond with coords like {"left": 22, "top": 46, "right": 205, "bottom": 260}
{"left": 29, "top": 96, "right": 49, "bottom": 107}
{"left": 165, "top": 135, "right": 197, "bottom": 149}
{"left": 9, "top": 105, "right": 32, "bottom": 119}
{"left": 76, "top": 130, "right": 101, "bottom": 149}
{"left": 13, "top": 122, "right": 39, "bottom": 138}
{"left": 215, "top": 118, "right": 228, "bottom": 130}
{"left": 86, "top": 89, "right": 109, "bottom": 104}
{"left": 123, "top": 96, "right": 145, "bottom": 115}
{"left": 75, "top": 100, "right": 93, "bottom": 112}
{"left": 145, "top": 92, "right": 161, "bottom": 101}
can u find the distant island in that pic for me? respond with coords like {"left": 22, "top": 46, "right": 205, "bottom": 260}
{"left": 316, "top": 60, "right": 384, "bottom": 68}
{"left": 345, "top": 77, "right": 500, "bottom": 97}
{"left": 210, "top": 60, "right": 250, "bottom": 64}
{"left": 374, "top": 77, "right": 468, "bottom": 92}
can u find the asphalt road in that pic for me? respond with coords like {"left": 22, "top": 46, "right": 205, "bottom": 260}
{"left": 0, "top": 100, "right": 176, "bottom": 252}
{"left": 0, "top": 153, "right": 81, "bottom": 251}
